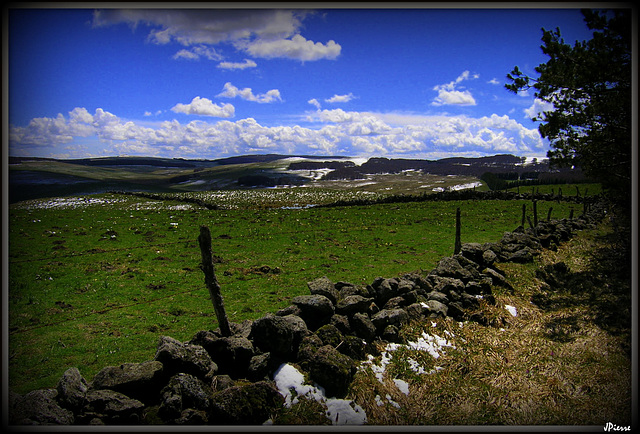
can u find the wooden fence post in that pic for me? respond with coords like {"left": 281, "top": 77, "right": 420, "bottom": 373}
{"left": 198, "top": 225, "right": 232, "bottom": 337}
{"left": 526, "top": 215, "right": 533, "bottom": 229}
{"left": 454, "top": 207, "right": 462, "bottom": 255}
{"left": 547, "top": 207, "right": 553, "bottom": 221}
{"left": 533, "top": 200, "right": 538, "bottom": 227}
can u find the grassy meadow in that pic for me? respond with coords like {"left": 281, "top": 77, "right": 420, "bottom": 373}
{"left": 9, "top": 188, "right": 581, "bottom": 394}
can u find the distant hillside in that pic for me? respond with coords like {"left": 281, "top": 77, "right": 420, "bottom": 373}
{"left": 8, "top": 153, "right": 589, "bottom": 203}
{"left": 317, "top": 155, "right": 585, "bottom": 182}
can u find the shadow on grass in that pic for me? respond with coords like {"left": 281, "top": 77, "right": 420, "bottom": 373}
{"left": 531, "top": 224, "right": 632, "bottom": 354}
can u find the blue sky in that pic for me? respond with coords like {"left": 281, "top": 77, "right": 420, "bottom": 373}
{"left": 8, "top": 6, "right": 596, "bottom": 160}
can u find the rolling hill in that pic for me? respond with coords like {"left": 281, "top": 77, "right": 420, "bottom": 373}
{"left": 8, "top": 154, "right": 587, "bottom": 203}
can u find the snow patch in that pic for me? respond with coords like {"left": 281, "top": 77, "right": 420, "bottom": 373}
{"left": 393, "top": 379, "right": 410, "bottom": 395}
{"left": 432, "top": 181, "right": 482, "bottom": 193}
{"left": 505, "top": 304, "right": 518, "bottom": 317}
{"left": 359, "top": 330, "right": 458, "bottom": 392}
{"left": 273, "top": 363, "right": 367, "bottom": 425}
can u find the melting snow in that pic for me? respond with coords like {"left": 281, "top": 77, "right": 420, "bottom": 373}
{"left": 432, "top": 181, "right": 482, "bottom": 193}
{"left": 505, "top": 305, "right": 518, "bottom": 317}
{"left": 273, "top": 363, "right": 367, "bottom": 425}
{"left": 393, "top": 379, "right": 410, "bottom": 395}
{"left": 359, "top": 330, "right": 457, "bottom": 396}
{"left": 385, "top": 394, "right": 401, "bottom": 409}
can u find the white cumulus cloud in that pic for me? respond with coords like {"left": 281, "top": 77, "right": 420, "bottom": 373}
{"left": 432, "top": 89, "right": 476, "bottom": 106}
{"left": 432, "top": 70, "right": 478, "bottom": 106}
{"left": 217, "top": 59, "right": 257, "bottom": 70}
{"left": 524, "top": 98, "right": 556, "bottom": 121}
{"left": 217, "top": 82, "right": 282, "bottom": 103}
{"left": 170, "top": 96, "right": 235, "bottom": 117}
{"left": 325, "top": 93, "right": 355, "bottom": 103}
{"left": 10, "top": 106, "right": 548, "bottom": 160}
{"left": 172, "top": 45, "right": 222, "bottom": 61}
{"left": 308, "top": 98, "right": 322, "bottom": 110}
{"left": 244, "top": 34, "right": 341, "bottom": 61}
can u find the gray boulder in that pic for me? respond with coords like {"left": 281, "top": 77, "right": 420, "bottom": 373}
{"left": 209, "top": 381, "right": 284, "bottom": 424}
{"left": 329, "top": 314, "right": 352, "bottom": 335}
{"left": 306, "top": 345, "right": 356, "bottom": 398}
{"left": 247, "top": 352, "right": 279, "bottom": 382}
{"left": 482, "top": 249, "right": 497, "bottom": 266}
{"left": 460, "top": 292, "right": 481, "bottom": 309}
{"left": 429, "top": 275, "right": 465, "bottom": 295}
{"left": 315, "top": 324, "right": 343, "bottom": 348}
{"left": 396, "top": 278, "right": 416, "bottom": 294}
{"left": 405, "top": 302, "right": 428, "bottom": 321}
{"left": 482, "top": 267, "right": 514, "bottom": 292}
{"left": 505, "top": 247, "right": 535, "bottom": 263}
{"left": 338, "top": 335, "right": 367, "bottom": 361}
{"left": 460, "top": 242, "right": 486, "bottom": 266}
{"left": 349, "top": 312, "right": 377, "bottom": 342}
{"left": 500, "top": 231, "right": 541, "bottom": 250}
{"left": 336, "top": 295, "right": 376, "bottom": 316}
{"left": 190, "top": 331, "right": 254, "bottom": 379}
{"left": 155, "top": 336, "right": 217, "bottom": 381}
{"left": 382, "top": 325, "right": 401, "bottom": 343}
{"left": 250, "top": 314, "right": 297, "bottom": 358}
{"left": 82, "top": 389, "right": 145, "bottom": 424}
{"left": 158, "top": 373, "right": 211, "bottom": 423}
{"left": 174, "top": 408, "right": 209, "bottom": 425}
{"left": 211, "top": 374, "right": 236, "bottom": 393}
{"left": 423, "top": 299, "right": 448, "bottom": 318}
{"left": 56, "top": 367, "right": 89, "bottom": 411}
{"left": 297, "top": 333, "right": 324, "bottom": 364}
{"left": 307, "top": 276, "right": 339, "bottom": 305}
{"left": 291, "top": 295, "right": 335, "bottom": 330}
{"left": 371, "top": 308, "right": 409, "bottom": 334}
{"left": 281, "top": 314, "right": 311, "bottom": 349}
{"left": 371, "top": 277, "right": 399, "bottom": 305}
{"left": 383, "top": 296, "right": 408, "bottom": 310}
{"left": 426, "top": 290, "right": 449, "bottom": 304}
{"left": 446, "top": 301, "right": 466, "bottom": 321}
{"left": 402, "top": 273, "right": 433, "bottom": 293}
{"left": 432, "top": 257, "right": 474, "bottom": 281}
{"left": 10, "top": 389, "right": 74, "bottom": 425}
{"left": 91, "top": 361, "right": 164, "bottom": 403}
{"left": 275, "top": 304, "right": 302, "bottom": 317}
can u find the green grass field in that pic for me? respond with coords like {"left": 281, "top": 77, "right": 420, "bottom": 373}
{"left": 8, "top": 189, "right": 585, "bottom": 395}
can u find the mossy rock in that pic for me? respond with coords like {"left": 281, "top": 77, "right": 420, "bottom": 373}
{"left": 209, "top": 381, "right": 284, "bottom": 425}
{"left": 306, "top": 345, "right": 356, "bottom": 398}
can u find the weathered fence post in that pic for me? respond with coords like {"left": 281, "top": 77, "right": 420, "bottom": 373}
{"left": 533, "top": 200, "right": 538, "bottom": 227}
{"left": 582, "top": 189, "right": 590, "bottom": 216}
{"left": 198, "top": 225, "right": 232, "bottom": 337}
{"left": 454, "top": 207, "right": 462, "bottom": 255}
{"left": 547, "top": 207, "right": 553, "bottom": 221}
{"left": 526, "top": 216, "right": 535, "bottom": 229}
